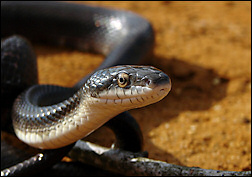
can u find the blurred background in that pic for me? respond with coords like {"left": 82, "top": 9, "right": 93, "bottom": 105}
{"left": 36, "top": 1, "right": 251, "bottom": 171}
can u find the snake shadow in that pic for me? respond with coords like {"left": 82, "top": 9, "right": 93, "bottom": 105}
{"left": 131, "top": 55, "right": 229, "bottom": 165}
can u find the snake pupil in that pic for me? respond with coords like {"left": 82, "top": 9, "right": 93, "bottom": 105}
{"left": 120, "top": 78, "right": 125, "bottom": 83}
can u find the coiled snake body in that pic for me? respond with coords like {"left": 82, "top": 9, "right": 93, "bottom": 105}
{"left": 1, "top": 1, "right": 171, "bottom": 175}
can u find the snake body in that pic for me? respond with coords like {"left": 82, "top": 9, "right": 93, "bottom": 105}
{"left": 12, "top": 65, "right": 171, "bottom": 149}
{"left": 1, "top": 1, "right": 171, "bottom": 175}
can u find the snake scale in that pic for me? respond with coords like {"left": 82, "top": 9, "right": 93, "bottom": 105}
{"left": 1, "top": 1, "right": 171, "bottom": 175}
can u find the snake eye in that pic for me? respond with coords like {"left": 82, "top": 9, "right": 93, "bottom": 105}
{"left": 117, "top": 73, "right": 129, "bottom": 88}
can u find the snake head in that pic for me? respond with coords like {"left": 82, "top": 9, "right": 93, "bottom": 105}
{"left": 84, "top": 65, "right": 171, "bottom": 110}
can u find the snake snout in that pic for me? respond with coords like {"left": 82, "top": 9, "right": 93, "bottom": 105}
{"left": 144, "top": 69, "right": 171, "bottom": 94}
{"left": 157, "top": 73, "right": 171, "bottom": 93}
{"left": 151, "top": 72, "right": 171, "bottom": 99}
{"left": 147, "top": 71, "right": 170, "bottom": 87}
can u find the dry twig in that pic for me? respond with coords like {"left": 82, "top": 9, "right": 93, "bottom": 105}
{"left": 68, "top": 141, "right": 251, "bottom": 176}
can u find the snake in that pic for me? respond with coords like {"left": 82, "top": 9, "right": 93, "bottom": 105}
{"left": 1, "top": 1, "right": 171, "bottom": 175}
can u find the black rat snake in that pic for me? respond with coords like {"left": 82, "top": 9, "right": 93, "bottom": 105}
{"left": 1, "top": 1, "right": 171, "bottom": 175}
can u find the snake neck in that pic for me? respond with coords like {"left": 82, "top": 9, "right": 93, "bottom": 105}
{"left": 12, "top": 85, "right": 128, "bottom": 149}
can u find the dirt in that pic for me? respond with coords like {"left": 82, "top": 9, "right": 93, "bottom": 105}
{"left": 36, "top": 1, "right": 251, "bottom": 172}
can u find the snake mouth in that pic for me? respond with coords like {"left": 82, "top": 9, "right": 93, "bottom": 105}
{"left": 94, "top": 80, "right": 171, "bottom": 108}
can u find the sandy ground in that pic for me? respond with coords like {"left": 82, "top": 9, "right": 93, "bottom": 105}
{"left": 36, "top": 1, "right": 251, "bottom": 172}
